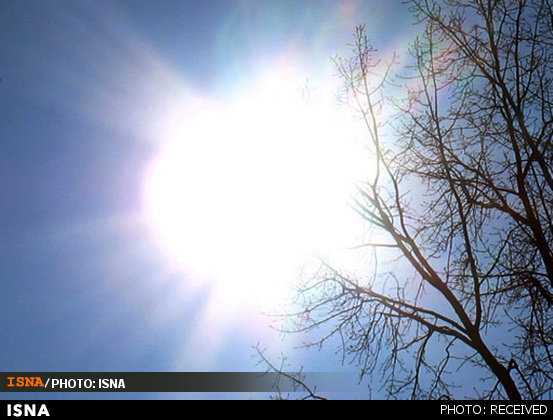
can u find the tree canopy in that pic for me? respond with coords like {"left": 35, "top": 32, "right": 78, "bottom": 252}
{"left": 283, "top": 0, "right": 553, "bottom": 400}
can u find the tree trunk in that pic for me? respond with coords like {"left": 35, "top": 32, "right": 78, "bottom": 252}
{"left": 472, "top": 334, "right": 522, "bottom": 400}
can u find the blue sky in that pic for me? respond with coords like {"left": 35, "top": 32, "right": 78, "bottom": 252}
{"left": 0, "top": 0, "right": 414, "bottom": 399}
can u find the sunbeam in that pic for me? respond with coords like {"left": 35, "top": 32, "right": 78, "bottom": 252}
{"left": 143, "top": 59, "right": 367, "bottom": 313}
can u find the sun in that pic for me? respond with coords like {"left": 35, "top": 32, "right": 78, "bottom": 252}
{"left": 143, "top": 65, "right": 366, "bottom": 311}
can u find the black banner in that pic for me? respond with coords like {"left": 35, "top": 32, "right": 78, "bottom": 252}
{"left": 0, "top": 400, "right": 552, "bottom": 418}
{"left": 0, "top": 372, "right": 356, "bottom": 393}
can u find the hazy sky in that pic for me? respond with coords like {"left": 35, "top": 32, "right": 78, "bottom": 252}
{"left": 0, "top": 0, "right": 414, "bottom": 399}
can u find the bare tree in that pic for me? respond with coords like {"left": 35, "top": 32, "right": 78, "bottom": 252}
{"left": 279, "top": 0, "right": 553, "bottom": 400}
{"left": 254, "top": 344, "right": 329, "bottom": 400}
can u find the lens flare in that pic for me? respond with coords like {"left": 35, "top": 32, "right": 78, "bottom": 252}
{"left": 143, "top": 64, "right": 366, "bottom": 311}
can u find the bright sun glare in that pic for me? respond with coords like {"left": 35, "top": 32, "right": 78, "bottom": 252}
{"left": 143, "top": 65, "right": 366, "bottom": 311}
